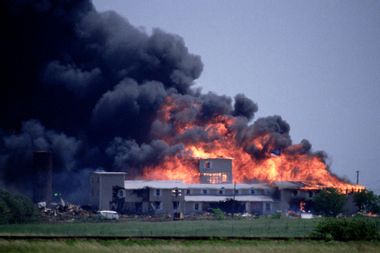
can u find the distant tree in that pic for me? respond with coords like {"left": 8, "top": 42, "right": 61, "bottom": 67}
{"left": 312, "top": 188, "right": 346, "bottom": 217}
{"left": 0, "top": 190, "right": 38, "bottom": 224}
{"left": 0, "top": 198, "right": 11, "bottom": 224}
{"left": 353, "top": 190, "right": 380, "bottom": 213}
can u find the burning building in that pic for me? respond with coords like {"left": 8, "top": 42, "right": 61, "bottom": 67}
{"left": 90, "top": 158, "right": 362, "bottom": 216}
{"left": 0, "top": 0, "right": 364, "bottom": 205}
{"left": 91, "top": 170, "right": 276, "bottom": 215}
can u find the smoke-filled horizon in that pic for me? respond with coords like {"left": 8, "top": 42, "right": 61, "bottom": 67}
{"left": 0, "top": 0, "right": 364, "bottom": 203}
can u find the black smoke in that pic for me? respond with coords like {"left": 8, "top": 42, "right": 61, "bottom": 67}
{"left": 0, "top": 0, "right": 327, "bottom": 202}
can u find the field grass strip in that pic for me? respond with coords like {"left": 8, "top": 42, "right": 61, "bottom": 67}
{"left": 0, "top": 235, "right": 318, "bottom": 240}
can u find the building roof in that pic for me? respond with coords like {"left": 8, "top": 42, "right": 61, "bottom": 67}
{"left": 124, "top": 180, "right": 187, "bottom": 189}
{"left": 235, "top": 195, "right": 274, "bottom": 202}
{"left": 273, "top": 181, "right": 305, "bottom": 189}
{"left": 184, "top": 195, "right": 273, "bottom": 202}
{"left": 200, "top": 157, "right": 233, "bottom": 160}
{"left": 93, "top": 171, "right": 127, "bottom": 175}
{"left": 124, "top": 180, "right": 271, "bottom": 190}
{"left": 186, "top": 183, "right": 271, "bottom": 190}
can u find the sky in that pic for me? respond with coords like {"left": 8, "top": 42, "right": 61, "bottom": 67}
{"left": 93, "top": 0, "right": 380, "bottom": 192}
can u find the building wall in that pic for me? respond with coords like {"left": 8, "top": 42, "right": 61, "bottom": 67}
{"left": 91, "top": 175, "right": 331, "bottom": 217}
{"left": 185, "top": 187, "right": 273, "bottom": 197}
{"left": 121, "top": 188, "right": 185, "bottom": 215}
{"left": 277, "top": 189, "right": 316, "bottom": 214}
{"left": 184, "top": 202, "right": 204, "bottom": 214}
{"left": 199, "top": 158, "right": 233, "bottom": 184}
{"left": 148, "top": 188, "right": 184, "bottom": 215}
{"left": 120, "top": 185, "right": 277, "bottom": 216}
{"left": 90, "top": 172, "right": 126, "bottom": 210}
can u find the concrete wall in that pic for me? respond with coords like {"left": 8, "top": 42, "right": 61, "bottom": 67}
{"left": 90, "top": 172, "right": 126, "bottom": 210}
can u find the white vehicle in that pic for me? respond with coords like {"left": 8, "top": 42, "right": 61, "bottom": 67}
{"left": 97, "top": 210, "right": 119, "bottom": 220}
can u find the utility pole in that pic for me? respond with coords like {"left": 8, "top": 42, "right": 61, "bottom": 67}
{"left": 356, "top": 170, "right": 360, "bottom": 185}
{"left": 232, "top": 181, "right": 236, "bottom": 218}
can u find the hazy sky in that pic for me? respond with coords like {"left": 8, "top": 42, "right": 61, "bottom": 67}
{"left": 93, "top": 0, "right": 380, "bottom": 192}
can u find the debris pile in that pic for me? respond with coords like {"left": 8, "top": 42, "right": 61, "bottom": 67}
{"left": 37, "top": 199, "right": 92, "bottom": 221}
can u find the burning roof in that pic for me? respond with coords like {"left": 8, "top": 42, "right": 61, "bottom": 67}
{"left": 141, "top": 98, "right": 364, "bottom": 192}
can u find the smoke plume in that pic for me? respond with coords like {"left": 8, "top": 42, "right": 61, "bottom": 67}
{"left": 0, "top": 0, "right": 348, "bottom": 202}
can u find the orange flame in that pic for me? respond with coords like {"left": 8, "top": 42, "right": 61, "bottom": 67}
{"left": 143, "top": 96, "right": 364, "bottom": 192}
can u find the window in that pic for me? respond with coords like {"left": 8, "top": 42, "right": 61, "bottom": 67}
{"left": 250, "top": 189, "right": 255, "bottom": 195}
{"left": 171, "top": 188, "right": 182, "bottom": 197}
{"left": 234, "top": 189, "right": 239, "bottom": 195}
{"left": 308, "top": 191, "right": 313, "bottom": 198}
{"left": 292, "top": 190, "right": 298, "bottom": 196}
{"left": 219, "top": 189, "right": 224, "bottom": 195}
{"left": 153, "top": 201, "right": 162, "bottom": 210}
{"left": 155, "top": 189, "right": 161, "bottom": 196}
{"left": 194, "top": 203, "right": 201, "bottom": 211}
{"left": 205, "top": 160, "right": 211, "bottom": 169}
{"left": 172, "top": 201, "right": 179, "bottom": 210}
{"left": 135, "top": 202, "right": 142, "bottom": 212}
{"left": 202, "top": 189, "right": 208, "bottom": 194}
{"left": 201, "top": 172, "right": 228, "bottom": 184}
{"left": 265, "top": 203, "right": 271, "bottom": 211}
{"left": 186, "top": 189, "right": 191, "bottom": 195}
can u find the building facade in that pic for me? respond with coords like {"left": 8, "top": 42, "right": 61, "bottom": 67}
{"left": 199, "top": 158, "right": 233, "bottom": 184}
{"left": 116, "top": 180, "right": 276, "bottom": 216}
{"left": 89, "top": 159, "right": 335, "bottom": 216}
{"left": 90, "top": 172, "right": 280, "bottom": 215}
{"left": 90, "top": 172, "right": 127, "bottom": 210}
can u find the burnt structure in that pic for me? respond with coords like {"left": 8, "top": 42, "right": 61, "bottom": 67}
{"left": 32, "top": 151, "right": 53, "bottom": 203}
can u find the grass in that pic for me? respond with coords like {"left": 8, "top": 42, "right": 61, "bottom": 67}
{"left": 0, "top": 218, "right": 319, "bottom": 237}
{"left": 0, "top": 239, "right": 380, "bottom": 253}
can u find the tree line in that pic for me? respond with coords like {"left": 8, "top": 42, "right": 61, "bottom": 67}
{"left": 313, "top": 188, "right": 380, "bottom": 217}
{"left": 0, "top": 190, "right": 37, "bottom": 224}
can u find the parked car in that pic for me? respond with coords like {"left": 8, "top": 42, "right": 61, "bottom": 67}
{"left": 97, "top": 210, "right": 119, "bottom": 220}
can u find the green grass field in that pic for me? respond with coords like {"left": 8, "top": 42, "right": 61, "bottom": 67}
{"left": 0, "top": 239, "right": 379, "bottom": 253}
{"left": 0, "top": 218, "right": 319, "bottom": 237}
{"left": 1, "top": 218, "right": 379, "bottom": 253}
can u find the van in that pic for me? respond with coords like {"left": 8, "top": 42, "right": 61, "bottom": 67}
{"left": 97, "top": 210, "right": 119, "bottom": 220}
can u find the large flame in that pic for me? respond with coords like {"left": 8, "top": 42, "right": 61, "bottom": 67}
{"left": 143, "top": 96, "right": 364, "bottom": 192}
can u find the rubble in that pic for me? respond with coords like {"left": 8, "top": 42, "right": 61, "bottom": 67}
{"left": 37, "top": 198, "right": 93, "bottom": 222}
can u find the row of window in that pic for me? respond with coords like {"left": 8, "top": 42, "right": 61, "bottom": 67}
{"left": 151, "top": 202, "right": 271, "bottom": 212}
{"left": 153, "top": 189, "right": 267, "bottom": 196}
{"left": 152, "top": 201, "right": 180, "bottom": 211}
{"left": 152, "top": 201, "right": 202, "bottom": 211}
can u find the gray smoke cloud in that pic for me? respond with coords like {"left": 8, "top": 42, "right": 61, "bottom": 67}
{"left": 0, "top": 0, "right": 333, "bottom": 202}
{"left": 106, "top": 138, "right": 184, "bottom": 171}
{"left": 0, "top": 120, "right": 81, "bottom": 193}
{"left": 233, "top": 94, "right": 258, "bottom": 120}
